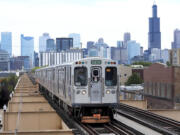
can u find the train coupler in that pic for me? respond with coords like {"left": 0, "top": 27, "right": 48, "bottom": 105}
{"left": 81, "top": 115, "right": 110, "bottom": 123}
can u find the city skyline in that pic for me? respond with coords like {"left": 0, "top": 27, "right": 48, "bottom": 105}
{"left": 0, "top": 0, "right": 180, "bottom": 56}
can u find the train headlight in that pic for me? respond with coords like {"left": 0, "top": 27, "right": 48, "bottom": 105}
{"left": 76, "top": 90, "right": 80, "bottom": 94}
{"left": 106, "top": 90, "right": 110, "bottom": 94}
{"left": 82, "top": 90, "right": 86, "bottom": 95}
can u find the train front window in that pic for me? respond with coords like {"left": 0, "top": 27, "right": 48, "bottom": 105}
{"left": 105, "top": 67, "right": 117, "bottom": 86}
{"left": 74, "top": 67, "right": 87, "bottom": 86}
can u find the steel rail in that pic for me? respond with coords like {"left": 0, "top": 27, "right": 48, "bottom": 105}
{"left": 117, "top": 103, "right": 180, "bottom": 135}
{"left": 119, "top": 103, "right": 180, "bottom": 128}
{"left": 111, "top": 120, "right": 141, "bottom": 135}
{"left": 104, "top": 123, "right": 129, "bottom": 135}
{"left": 119, "top": 103, "right": 180, "bottom": 126}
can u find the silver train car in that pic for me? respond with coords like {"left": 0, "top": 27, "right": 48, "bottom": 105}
{"left": 35, "top": 57, "right": 119, "bottom": 123}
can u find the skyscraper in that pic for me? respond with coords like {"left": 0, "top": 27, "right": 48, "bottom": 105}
{"left": 87, "top": 41, "right": 94, "bottom": 49}
{"left": 1, "top": 32, "right": 12, "bottom": 56}
{"left": 10, "top": 56, "right": 30, "bottom": 70}
{"left": 127, "top": 41, "right": 140, "bottom": 64}
{"left": 111, "top": 47, "right": 120, "bottom": 62}
{"left": 46, "top": 39, "right": 55, "bottom": 52}
{"left": 148, "top": 3, "right": 161, "bottom": 50}
{"left": 117, "top": 41, "right": 124, "bottom": 48}
{"left": 95, "top": 38, "right": 110, "bottom": 58}
{"left": 21, "top": 34, "right": 34, "bottom": 68}
{"left": 161, "top": 49, "right": 169, "bottom": 64}
{"left": 124, "top": 32, "right": 131, "bottom": 44}
{"left": 56, "top": 38, "right": 73, "bottom": 52}
{"left": 140, "top": 46, "right": 144, "bottom": 56}
{"left": 171, "top": 29, "right": 180, "bottom": 49}
{"left": 0, "top": 49, "right": 10, "bottom": 71}
{"left": 88, "top": 46, "right": 98, "bottom": 57}
{"left": 39, "top": 33, "right": 50, "bottom": 52}
{"left": 98, "top": 38, "right": 104, "bottom": 44}
{"left": 69, "top": 33, "right": 81, "bottom": 48}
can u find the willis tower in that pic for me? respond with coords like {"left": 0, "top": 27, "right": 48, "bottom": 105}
{"left": 148, "top": 3, "right": 161, "bottom": 50}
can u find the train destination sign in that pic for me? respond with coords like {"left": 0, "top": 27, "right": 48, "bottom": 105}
{"left": 91, "top": 60, "right": 102, "bottom": 65}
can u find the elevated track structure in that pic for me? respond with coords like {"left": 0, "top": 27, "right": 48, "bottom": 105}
{"left": 2, "top": 73, "right": 179, "bottom": 135}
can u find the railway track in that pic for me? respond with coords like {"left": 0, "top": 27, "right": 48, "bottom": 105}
{"left": 117, "top": 103, "right": 180, "bottom": 135}
{"left": 30, "top": 72, "right": 141, "bottom": 135}
{"left": 30, "top": 74, "right": 180, "bottom": 135}
{"left": 42, "top": 87, "right": 141, "bottom": 135}
{"left": 78, "top": 120, "right": 142, "bottom": 135}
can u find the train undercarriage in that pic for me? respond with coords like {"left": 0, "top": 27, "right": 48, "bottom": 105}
{"left": 39, "top": 84, "right": 116, "bottom": 124}
{"left": 80, "top": 107, "right": 114, "bottom": 123}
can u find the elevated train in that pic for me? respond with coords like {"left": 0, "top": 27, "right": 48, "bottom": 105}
{"left": 35, "top": 57, "right": 119, "bottom": 123}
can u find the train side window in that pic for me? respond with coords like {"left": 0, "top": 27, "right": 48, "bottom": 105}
{"left": 66, "top": 66, "right": 71, "bottom": 85}
{"left": 64, "top": 67, "right": 66, "bottom": 83}
{"left": 58, "top": 70, "right": 61, "bottom": 93}
{"left": 51, "top": 70, "right": 53, "bottom": 80}
{"left": 64, "top": 67, "right": 66, "bottom": 97}
{"left": 105, "top": 67, "right": 117, "bottom": 86}
{"left": 53, "top": 69, "right": 55, "bottom": 80}
{"left": 66, "top": 67, "right": 69, "bottom": 84}
{"left": 70, "top": 67, "right": 71, "bottom": 85}
{"left": 74, "top": 67, "right": 87, "bottom": 86}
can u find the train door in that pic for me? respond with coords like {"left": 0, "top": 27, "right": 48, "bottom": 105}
{"left": 90, "top": 67, "right": 102, "bottom": 103}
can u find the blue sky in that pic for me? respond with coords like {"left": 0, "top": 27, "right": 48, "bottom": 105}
{"left": 0, "top": 0, "right": 180, "bottom": 56}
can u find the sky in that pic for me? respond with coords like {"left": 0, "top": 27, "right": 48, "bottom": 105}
{"left": 0, "top": 0, "right": 180, "bottom": 56}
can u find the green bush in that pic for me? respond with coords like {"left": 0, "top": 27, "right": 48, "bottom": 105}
{"left": 166, "top": 61, "right": 171, "bottom": 67}
{"left": 0, "top": 74, "right": 18, "bottom": 108}
{"left": 125, "top": 73, "right": 143, "bottom": 85}
{"left": 31, "top": 67, "right": 41, "bottom": 73}
{"left": 31, "top": 66, "right": 47, "bottom": 73}
{"left": 132, "top": 61, "right": 152, "bottom": 67}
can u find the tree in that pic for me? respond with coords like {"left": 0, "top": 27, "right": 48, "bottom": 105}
{"left": 0, "top": 75, "right": 18, "bottom": 108}
{"left": 31, "top": 66, "right": 47, "bottom": 73}
{"left": 7, "top": 75, "right": 18, "bottom": 90}
{"left": 132, "top": 61, "right": 152, "bottom": 67}
{"left": 0, "top": 85, "right": 10, "bottom": 108}
{"left": 125, "top": 73, "right": 143, "bottom": 85}
{"left": 31, "top": 67, "right": 41, "bottom": 73}
{"left": 166, "top": 61, "right": 172, "bottom": 67}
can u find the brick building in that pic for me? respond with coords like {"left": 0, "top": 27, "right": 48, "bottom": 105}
{"left": 169, "top": 49, "right": 180, "bottom": 66}
{"left": 10, "top": 56, "right": 30, "bottom": 70}
{"left": 131, "top": 65, "right": 144, "bottom": 81}
{"left": 118, "top": 65, "right": 132, "bottom": 85}
{"left": 144, "top": 63, "right": 180, "bottom": 109}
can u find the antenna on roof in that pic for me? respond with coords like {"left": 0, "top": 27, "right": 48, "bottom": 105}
{"left": 153, "top": 0, "right": 156, "bottom": 5}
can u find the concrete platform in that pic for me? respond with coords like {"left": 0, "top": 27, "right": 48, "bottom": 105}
{"left": 120, "top": 100, "right": 180, "bottom": 122}
{"left": 14, "top": 92, "right": 40, "bottom": 97}
{"left": 1, "top": 130, "right": 73, "bottom": 135}
{"left": 8, "top": 102, "right": 53, "bottom": 112}
{"left": 0, "top": 74, "right": 73, "bottom": 135}
{"left": 15, "top": 90, "right": 39, "bottom": 94}
{"left": 11, "top": 96, "right": 46, "bottom": 102}
{"left": 149, "top": 109, "right": 180, "bottom": 122}
{"left": 3, "top": 111, "right": 65, "bottom": 131}
{"left": 120, "top": 100, "right": 147, "bottom": 110}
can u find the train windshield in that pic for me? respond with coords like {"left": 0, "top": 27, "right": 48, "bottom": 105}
{"left": 105, "top": 67, "right": 117, "bottom": 86}
{"left": 74, "top": 67, "right": 87, "bottom": 86}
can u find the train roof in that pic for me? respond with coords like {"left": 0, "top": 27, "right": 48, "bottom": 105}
{"left": 78, "top": 57, "right": 112, "bottom": 61}
{"left": 35, "top": 57, "right": 115, "bottom": 71}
